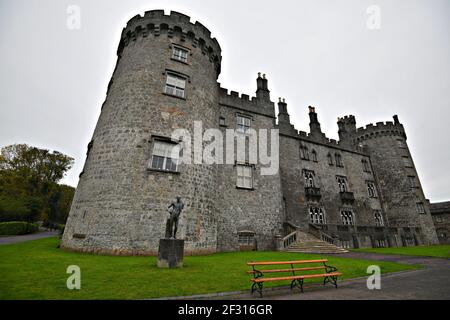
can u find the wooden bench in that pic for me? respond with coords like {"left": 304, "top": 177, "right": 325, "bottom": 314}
{"left": 247, "top": 259, "right": 342, "bottom": 297}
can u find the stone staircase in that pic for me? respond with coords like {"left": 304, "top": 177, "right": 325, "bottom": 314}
{"left": 283, "top": 230, "right": 349, "bottom": 254}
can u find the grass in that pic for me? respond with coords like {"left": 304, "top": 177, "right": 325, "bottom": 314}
{"left": 0, "top": 237, "right": 419, "bottom": 300}
{"left": 352, "top": 244, "right": 450, "bottom": 259}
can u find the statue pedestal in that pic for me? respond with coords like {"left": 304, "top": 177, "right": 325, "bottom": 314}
{"left": 157, "top": 239, "right": 184, "bottom": 268}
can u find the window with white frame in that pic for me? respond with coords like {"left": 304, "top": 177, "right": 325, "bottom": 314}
{"left": 164, "top": 73, "right": 186, "bottom": 98}
{"left": 367, "top": 181, "right": 377, "bottom": 198}
{"left": 416, "top": 202, "right": 425, "bottom": 214}
{"left": 374, "top": 210, "right": 384, "bottom": 226}
{"left": 309, "top": 207, "right": 325, "bottom": 224}
{"left": 341, "top": 210, "right": 354, "bottom": 225}
{"left": 236, "top": 115, "right": 251, "bottom": 134}
{"left": 172, "top": 46, "right": 188, "bottom": 63}
{"left": 337, "top": 176, "right": 348, "bottom": 193}
{"left": 150, "top": 140, "right": 180, "bottom": 172}
{"left": 236, "top": 164, "right": 253, "bottom": 189}
{"left": 303, "top": 170, "right": 315, "bottom": 188}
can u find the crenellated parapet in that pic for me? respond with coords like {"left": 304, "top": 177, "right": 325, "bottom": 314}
{"left": 354, "top": 118, "right": 406, "bottom": 143}
{"left": 118, "top": 10, "right": 222, "bottom": 77}
{"left": 218, "top": 73, "right": 276, "bottom": 118}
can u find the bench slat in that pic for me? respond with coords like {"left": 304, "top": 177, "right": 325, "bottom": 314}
{"left": 246, "top": 266, "right": 327, "bottom": 274}
{"left": 247, "top": 259, "right": 328, "bottom": 266}
{"left": 251, "top": 272, "right": 342, "bottom": 283}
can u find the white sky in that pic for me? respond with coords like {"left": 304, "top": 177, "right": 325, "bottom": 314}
{"left": 0, "top": 0, "right": 449, "bottom": 202}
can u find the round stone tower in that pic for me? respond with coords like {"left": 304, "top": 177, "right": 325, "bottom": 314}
{"left": 353, "top": 116, "right": 438, "bottom": 245}
{"left": 61, "top": 10, "right": 222, "bottom": 255}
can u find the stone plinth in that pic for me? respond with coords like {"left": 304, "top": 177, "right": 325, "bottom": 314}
{"left": 157, "top": 239, "right": 184, "bottom": 268}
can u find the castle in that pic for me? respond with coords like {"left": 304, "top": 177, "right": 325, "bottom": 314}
{"left": 61, "top": 10, "right": 439, "bottom": 255}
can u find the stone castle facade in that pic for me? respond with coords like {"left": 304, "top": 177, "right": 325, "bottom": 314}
{"left": 61, "top": 10, "right": 439, "bottom": 255}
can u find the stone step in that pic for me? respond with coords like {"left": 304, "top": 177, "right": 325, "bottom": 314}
{"left": 285, "top": 230, "right": 348, "bottom": 254}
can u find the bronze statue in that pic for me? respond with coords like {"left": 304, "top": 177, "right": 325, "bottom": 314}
{"left": 165, "top": 196, "right": 184, "bottom": 239}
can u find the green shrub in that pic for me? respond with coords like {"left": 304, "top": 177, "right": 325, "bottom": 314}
{"left": 0, "top": 221, "right": 39, "bottom": 235}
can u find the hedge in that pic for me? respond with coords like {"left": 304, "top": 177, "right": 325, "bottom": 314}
{"left": 0, "top": 221, "right": 39, "bottom": 235}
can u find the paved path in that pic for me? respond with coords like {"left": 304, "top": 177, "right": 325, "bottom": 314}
{"left": 214, "top": 252, "right": 450, "bottom": 300}
{"left": 0, "top": 231, "right": 59, "bottom": 245}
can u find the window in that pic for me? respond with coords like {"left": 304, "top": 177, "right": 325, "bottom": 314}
{"left": 408, "top": 176, "right": 416, "bottom": 188}
{"left": 150, "top": 140, "right": 180, "bottom": 172}
{"left": 367, "top": 181, "right": 377, "bottom": 198}
{"left": 311, "top": 150, "right": 318, "bottom": 162}
{"left": 237, "top": 165, "right": 253, "bottom": 189}
{"left": 236, "top": 115, "right": 251, "bottom": 134}
{"left": 337, "top": 176, "right": 348, "bottom": 193}
{"left": 303, "top": 170, "right": 315, "bottom": 188}
{"left": 374, "top": 210, "right": 384, "bottom": 226}
{"left": 416, "top": 202, "right": 425, "bottom": 214}
{"left": 309, "top": 207, "right": 325, "bottom": 224}
{"left": 164, "top": 73, "right": 186, "bottom": 98}
{"left": 327, "top": 153, "right": 334, "bottom": 165}
{"left": 362, "top": 159, "right": 371, "bottom": 172}
{"left": 335, "top": 153, "right": 343, "bottom": 167}
{"left": 238, "top": 232, "right": 255, "bottom": 246}
{"left": 172, "top": 46, "right": 188, "bottom": 63}
{"left": 219, "top": 116, "right": 226, "bottom": 127}
{"left": 300, "top": 145, "right": 310, "bottom": 160}
{"left": 341, "top": 210, "right": 354, "bottom": 225}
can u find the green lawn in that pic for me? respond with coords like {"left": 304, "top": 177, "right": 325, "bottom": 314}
{"left": 353, "top": 244, "right": 450, "bottom": 259}
{"left": 0, "top": 237, "right": 419, "bottom": 300}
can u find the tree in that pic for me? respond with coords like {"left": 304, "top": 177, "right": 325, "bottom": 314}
{"left": 0, "top": 144, "right": 75, "bottom": 223}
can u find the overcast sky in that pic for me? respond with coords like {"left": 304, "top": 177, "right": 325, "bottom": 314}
{"left": 0, "top": 0, "right": 449, "bottom": 202}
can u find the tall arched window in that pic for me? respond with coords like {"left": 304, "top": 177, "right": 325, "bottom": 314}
{"left": 303, "top": 170, "right": 315, "bottom": 188}
{"left": 311, "top": 150, "right": 318, "bottom": 162}
{"left": 341, "top": 210, "right": 354, "bottom": 225}
{"left": 300, "top": 145, "right": 310, "bottom": 160}
{"left": 374, "top": 211, "right": 384, "bottom": 226}
{"left": 327, "top": 153, "right": 333, "bottom": 165}
{"left": 335, "top": 153, "right": 343, "bottom": 167}
{"left": 309, "top": 207, "right": 325, "bottom": 224}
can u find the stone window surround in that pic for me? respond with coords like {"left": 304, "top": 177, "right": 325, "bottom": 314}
{"left": 236, "top": 113, "right": 253, "bottom": 134}
{"left": 341, "top": 209, "right": 355, "bottom": 226}
{"left": 162, "top": 69, "right": 190, "bottom": 100}
{"left": 147, "top": 135, "right": 182, "bottom": 174}
{"left": 300, "top": 144, "right": 310, "bottom": 161}
{"left": 303, "top": 169, "right": 316, "bottom": 188}
{"left": 366, "top": 181, "right": 378, "bottom": 198}
{"left": 336, "top": 175, "right": 349, "bottom": 193}
{"left": 309, "top": 206, "right": 326, "bottom": 224}
{"left": 416, "top": 201, "right": 426, "bottom": 214}
{"left": 235, "top": 162, "right": 255, "bottom": 190}
{"left": 170, "top": 43, "right": 191, "bottom": 64}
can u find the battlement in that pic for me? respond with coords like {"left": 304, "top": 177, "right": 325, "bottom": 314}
{"left": 218, "top": 85, "right": 275, "bottom": 118}
{"left": 355, "top": 119, "right": 406, "bottom": 142}
{"left": 118, "top": 10, "right": 222, "bottom": 75}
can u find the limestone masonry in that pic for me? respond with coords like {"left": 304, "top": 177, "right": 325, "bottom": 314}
{"left": 61, "top": 10, "right": 439, "bottom": 255}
